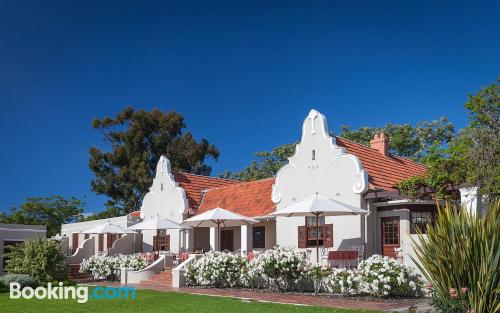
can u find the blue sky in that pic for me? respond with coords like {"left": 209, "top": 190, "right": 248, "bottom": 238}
{"left": 1, "top": 1, "right": 499, "bottom": 213}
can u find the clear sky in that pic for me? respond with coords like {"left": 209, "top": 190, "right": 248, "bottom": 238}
{"left": 1, "top": 1, "right": 499, "bottom": 214}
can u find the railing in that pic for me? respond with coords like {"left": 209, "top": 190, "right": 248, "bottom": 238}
{"left": 66, "top": 236, "right": 95, "bottom": 264}
{"left": 107, "top": 234, "right": 136, "bottom": 256}
{"left": 172, "top": 254, "right": 203, "bottom": 288}
{"left": 120, "top": 254, "right": 166, "bottom": 284}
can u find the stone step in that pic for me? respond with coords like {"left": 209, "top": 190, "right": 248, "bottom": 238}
{"left": 140, "top": 269, "right": 172, "bottom": 287}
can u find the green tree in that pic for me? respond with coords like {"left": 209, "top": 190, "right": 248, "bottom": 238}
{"left": 0, "top": 196, "right": 84, "bottom": 237}
{"left": 397, "top": 78, "right": 499, "bottom": 199}
{"left": 219, "top": 143, "right": 296, "bottom": 181}
{"left": 4, "top": 239, "right": 68, "bottom": 284}
{"left": 89, "top": 107, "right": 219, "bottom": 215}
{"left": 339, "top": 117, "right": 455, "bottom": 160}
{"left": 459, "top": 79, "right": 499, "bottom": 195}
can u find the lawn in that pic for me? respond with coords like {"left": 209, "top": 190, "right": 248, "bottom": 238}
{"left": 0, "top": 288, "right": 382, "bottom": 313}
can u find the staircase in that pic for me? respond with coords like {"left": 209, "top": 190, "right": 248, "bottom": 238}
{"left": 68, "top": 264, "right": 95, "bottom": 283}
{"left": 139, "top": 268, "right": 172, "bottom": 287}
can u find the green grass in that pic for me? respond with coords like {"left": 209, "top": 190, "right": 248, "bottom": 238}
{"left": 0, "top": 287, "right": 382, "bottom": 313}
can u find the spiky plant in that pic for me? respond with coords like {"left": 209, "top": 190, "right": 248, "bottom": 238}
{"left": 411, "top": 200, "right": 500, "bottom": 313}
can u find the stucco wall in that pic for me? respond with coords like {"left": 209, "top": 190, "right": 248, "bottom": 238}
{"left": 139, "top": 156, "right": 188, "bottom": 253}
{"left": 272, "top": 110, "right": 368, "bottom": 264}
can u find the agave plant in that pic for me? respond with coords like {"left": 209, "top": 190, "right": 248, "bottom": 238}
{"left": 411, "top": 200, "right": 500, "bottom": 313}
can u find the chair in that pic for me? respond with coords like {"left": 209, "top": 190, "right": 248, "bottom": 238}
{"left": 349, "top": 245, "right": 365, "bottom": 266}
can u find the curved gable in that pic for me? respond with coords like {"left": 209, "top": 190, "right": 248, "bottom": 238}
{"left": 272, "top": 109, "right": 368, "bottom": 209}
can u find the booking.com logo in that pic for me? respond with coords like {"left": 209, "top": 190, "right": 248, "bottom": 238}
{"left": 9, "top": 282, "right": 136, "bottom": 303}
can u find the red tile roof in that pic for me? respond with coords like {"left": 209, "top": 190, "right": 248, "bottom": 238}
{"left": 128, "top": 211, "right": 141, "bottom": 217}
{"left": 197, "top": 178, "right": 276, "bottom": 217}
{"left": 335, "top": 137, "right": 427, "bottom": 191}
{"left": 173, "top": 172, "right": 239, "bottom": 213}
{"left": 195, "top": 138, "right": 427, "bottom": 217}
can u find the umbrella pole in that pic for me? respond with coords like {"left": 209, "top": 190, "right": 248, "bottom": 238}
{"left": 315, "top": 213, "right": 320, "bottom": 264}
{"left": 217, "top": 221, "right": 221, "bottom": 252}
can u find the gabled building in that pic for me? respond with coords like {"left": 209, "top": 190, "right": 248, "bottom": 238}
{"left": 62, "top": 109, "right": 479, "bottom": 269}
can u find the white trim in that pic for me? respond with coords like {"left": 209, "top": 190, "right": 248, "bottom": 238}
{"left": 373, "top": 199, "right": 443, "bottom": 207}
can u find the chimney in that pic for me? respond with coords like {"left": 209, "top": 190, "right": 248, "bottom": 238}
{"left": 370, "top": 132, "right": 390, "bottom": 156}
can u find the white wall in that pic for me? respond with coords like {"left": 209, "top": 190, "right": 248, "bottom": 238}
{"left": 272, "top": 109, "right": 368, "bottom": 263}
{"left": 139, "top": 156, "right": 189, "bottom": 253}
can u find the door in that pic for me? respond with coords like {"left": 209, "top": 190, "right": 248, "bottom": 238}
{"left": 381, "top": 217, "right": 400, "bottom": 258}
{"left": 220, "top": 229, "right": 234, "bottom": 251}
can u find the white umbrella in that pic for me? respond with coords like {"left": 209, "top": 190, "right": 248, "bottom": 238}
{"left": 270, "top": 194, "right": 368, "bottom": 262}
{"left": 181, "top": 208, "right": 258, "bottom": 251}
{"left": 128, "top": 215, "right": 183, "bottom": 230}
{"left": 128, "top": 215, "right": 184, "bottom": 253}
{"left": 81, "top": 221, "right": 136, "bottom": 234}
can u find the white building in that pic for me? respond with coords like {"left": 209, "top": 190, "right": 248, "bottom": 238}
{"left": 62, "top": 109, "right": 479, "bottom": 269}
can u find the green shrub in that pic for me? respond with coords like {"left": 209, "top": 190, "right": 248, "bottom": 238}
{"left": 0, "top": 273, "right": 38, "bottom": 288}
{"left": 412, "top": 201, "right": 500, "bottom": 313}
{"left": 4, "top": 238, "right": 68, "bottom": 284}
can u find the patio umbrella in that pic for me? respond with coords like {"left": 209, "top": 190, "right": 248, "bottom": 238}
{"left": 270, "top": 194, "right": 368, "bottom": 263}
{"left": 128, "top": 215, "right": 184, "bottom": 230}
{"left": 81, "top": 221, "right": 136, "bottom": 234}
{"left": 128, "top": 215, "right": 184, "bottom": 253}
{"left": 181, "top": 208, "right": 258, "bottom": 251}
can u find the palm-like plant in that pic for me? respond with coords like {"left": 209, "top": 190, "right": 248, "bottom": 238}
{"left": 412, "top": 200, "right": 500, "bottom": 313}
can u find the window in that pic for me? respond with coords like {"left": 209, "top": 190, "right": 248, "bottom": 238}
{"left": 298, "top": 216, "right": 333, "bottom": 248}
{"left": 252, "top": 226, "right": 265, "bottom": 249}
{"left": 153, "top": 230, "right": 170, "bottom": 251}
{"left": 410, "top": 211, "right": 435, "bottom": 234}
{"left": 161, "top": 183, "right": 163, "bottom": 191}
{"left": 305, "top": 216, "right": 325, "bottom": 246}
{"left": 312, "top": 149, "right": 316, "bottom": 160}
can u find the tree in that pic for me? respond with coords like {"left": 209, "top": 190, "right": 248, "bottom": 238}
{"left": 339, "top": 117, "right": 455, "bottom": 160}
{"left": 89, "top": 107, "right": 219, "bottom": 215}
{"left": 457, "top": 79, "right": 499, "bottom": 195}
{"left": 397, "top": 78, "right": 499, "bottom": 199}
{"left": 0, "top": 196, "right": 84, "bottom": 237}
{"left": 4, "top": 239, "right": 68, "bottom": 284}
{"left": 219, "top": 143, "right": 296, "bottom": 181}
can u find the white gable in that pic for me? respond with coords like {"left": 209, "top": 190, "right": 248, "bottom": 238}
{"left": 140, "top": 156, "right": 188, "bottom": 222}
{"left": 272, "top": 109, "right": 368, "bottom": 209}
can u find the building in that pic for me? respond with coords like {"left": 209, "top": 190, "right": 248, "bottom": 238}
{"left": 0, "top": 223, "right": 47, "bottom": 273}
{"left": 62, "top": 109, "right": 480, "bottom": 269}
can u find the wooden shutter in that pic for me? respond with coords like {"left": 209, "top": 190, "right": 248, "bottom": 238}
{"left": 324, "top": 224, "right": 333, "bottom": 247}
{"left": 153, "top": 236, "right": 158, "bottom": 251}
{"left": 98, "top": 234, "right": 104, "bottom": 252}
{"left": 107, "top": 234, "right": 113, "bottom": 249}
{"left": 71, "top": 233, "right": 79, "bottom": 254}
{"left": 298, "top": 226, "right": 307, "bottom": 248}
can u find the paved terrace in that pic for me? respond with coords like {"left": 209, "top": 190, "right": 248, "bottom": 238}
{"left": 87, "top": 282, "right": 431, "bottom": 312}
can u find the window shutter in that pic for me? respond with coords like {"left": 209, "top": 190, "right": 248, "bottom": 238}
{"left": 153, "top": 236, "right": 158, "bottom": 251}
{"left": 98, "top": 234, "right": 104, "bottom": 252}
{"left": 107, "top": 234, "right": 113, "bottom": 249}
{"left": 71, "top": 233, "right": 79, "bottom": 254}
{"left": 298, "top": 226, "right": 307, "bottom": 248}
{"left": 324, "top": 224, "right": 333, "bottom": 247}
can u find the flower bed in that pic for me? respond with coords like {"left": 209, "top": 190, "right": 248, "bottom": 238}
{"left": 80, "top": 254, "right": 147, "bottom": 280}
{"left": 186, "top": 247, "right": 422, "bottom": 298}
